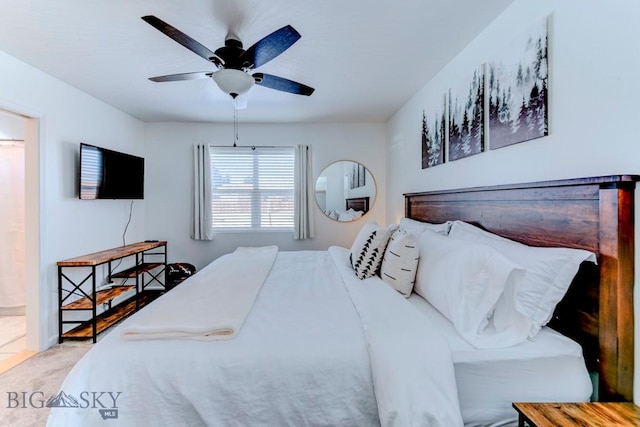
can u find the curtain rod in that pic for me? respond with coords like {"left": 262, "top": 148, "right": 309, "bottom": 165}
{"left": 207, "top": 144, "right": 295, "bottom": 149}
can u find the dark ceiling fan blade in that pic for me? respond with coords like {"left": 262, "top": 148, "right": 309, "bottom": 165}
{"left": 253, "top": 73, "right": 314, "bottom": 96}
{"left": 149, "top": 72, "right": 213, "bottom": 82}
{"left": 240, "top": 25, "right": 301, "bottom": 69}
{"left": 142, "top": 15, "right": 221, "bottom": 65}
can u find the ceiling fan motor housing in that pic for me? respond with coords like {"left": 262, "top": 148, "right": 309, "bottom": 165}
{"left": 215, "top": 38, "right": 251, "bottom": 70}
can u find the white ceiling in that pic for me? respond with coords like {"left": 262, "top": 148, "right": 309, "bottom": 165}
{"left": 0, "top": 0, "right": 513, "bottom": 123}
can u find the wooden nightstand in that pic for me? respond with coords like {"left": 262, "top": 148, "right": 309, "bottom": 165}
{"left": 512, "top": 402, "right": 640, "bottom": 427}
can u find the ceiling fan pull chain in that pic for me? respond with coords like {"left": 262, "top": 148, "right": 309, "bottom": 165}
{"left": 233, "top": 96, "right": 238, "bottom": 147}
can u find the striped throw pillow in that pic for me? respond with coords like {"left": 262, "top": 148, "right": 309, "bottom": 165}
{"left": 380, "top": 227, "right": 419, "bottom": 296}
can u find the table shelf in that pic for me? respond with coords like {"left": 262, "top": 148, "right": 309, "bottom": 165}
{"left": 111, "top": 262, "right": 163, "bottom": 279}
{"left": 62, "top": 285, "right": 135, "bottom": 310}
{"left": 61, "top": 291, "right": 161, "bottom": 339}
{"left": 57, "top": 241, "right": 167, "bottom": 343}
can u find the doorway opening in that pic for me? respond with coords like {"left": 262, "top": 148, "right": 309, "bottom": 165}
{"left": 0, "top": 107, "right": 39, "bottom": 373}
{"left": 0, "top": 109, "right": 26, "bottom": 366}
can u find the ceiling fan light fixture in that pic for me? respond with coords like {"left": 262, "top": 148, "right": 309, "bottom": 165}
{"left": 211, "top": 69, "right": 254, "bottom": 98}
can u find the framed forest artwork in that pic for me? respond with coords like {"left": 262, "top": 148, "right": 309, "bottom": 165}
{"left": 488, "top": 17, "right": 549, "bottom": 149}
{"left": 421, "top": 94, "right": 446, "bottom": 169}
{"left": 349, "top": 162, "right": 366, "bottom": 189}
{"left": 449, "top": 66, "right": 484, "bottom": 161}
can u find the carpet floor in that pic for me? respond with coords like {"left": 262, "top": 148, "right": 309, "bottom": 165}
{"left": 0, "top": 342, "right": 92, "bottom": 426}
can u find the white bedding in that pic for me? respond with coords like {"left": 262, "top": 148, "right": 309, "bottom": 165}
{"left": 120, "top": 246, "right": 277, "bottom": 340}
{"left": 47, "top": 248, "right": 463, "bottom": 427}
{"left": 329, "top": 247, "right": 463, "bottom": 426}
{"left": 407, "top": 294, "right": 593, "bottom": 427}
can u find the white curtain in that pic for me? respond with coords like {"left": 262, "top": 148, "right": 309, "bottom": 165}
{"left": 191, "top": 144, "right": 213, "bottom": 240}
{"left": 294, "top": 144, "right": 314, "bottom": 239}
{"left": 0, "top": 145, "right": 25, "bottom": 309}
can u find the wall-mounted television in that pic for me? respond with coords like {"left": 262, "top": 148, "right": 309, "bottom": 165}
{"left": 79, "top": 143, "right": 145, "bottom": 200}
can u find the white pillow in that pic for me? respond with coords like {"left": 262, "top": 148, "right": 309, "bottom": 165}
{"left": 324, "top": 209, "right": 338, "bottom": 220}
{"left": 399, "top": 217, "right": 451, "bottom": 237}
{"left": 448, "top": 221, "right": 597, "bottom": 337}
{"left": 380, "top": 227, "right": 419, "bottom": 297}
{"left": 350, "top": 222, "right": 396, "bottom": 279}
{"left": 338, "top": 208, "right": 363, "bottom": 222}
{"left": 414, "top": 230, "right": 529, "bottom": 348}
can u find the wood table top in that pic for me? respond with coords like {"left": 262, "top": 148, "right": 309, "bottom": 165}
{"left": 512, "top": 402, "right": 640, "bottom": 427}
{"left": 57, "top": 241, "right": 166, "bottom": 266}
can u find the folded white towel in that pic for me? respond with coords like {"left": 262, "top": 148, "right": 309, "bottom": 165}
{"left": 120, "top": 246, "right": 278, "bottom": 341}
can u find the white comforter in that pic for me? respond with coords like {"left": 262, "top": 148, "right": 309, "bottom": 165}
{"left": 46, "top": 248, "right": 462, "bottom": 427}
{"left": 120, "top": 246, "right": 278, "bottom": 340}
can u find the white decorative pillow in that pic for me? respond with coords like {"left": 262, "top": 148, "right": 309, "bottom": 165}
{"left": 380, "top": 228, "right": 419, "bottom": 297}
{"left": 399, "top": 217, "right": 451, "bottom": 237}
{"left": 324, "top": 209, "right": 338, "bottom": 220}
{"left": 414, "top": 230, "right": 529, "bottom": 348}
{"left": 338, "top": 208, "right": 363, "bottom": 222}
{"left": 448, "top": 221, "right": 597, "bottom": 338}
{"left": 350, "top": 222, "right": 396, "bottom": 279}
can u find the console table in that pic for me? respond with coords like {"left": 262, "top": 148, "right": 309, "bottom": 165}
{"left": 57, "top": 241, "right": 167, "bottom": 343}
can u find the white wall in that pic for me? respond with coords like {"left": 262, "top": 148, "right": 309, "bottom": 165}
{"left": 0, "top": 45, "right": 386, "bottom": 347}
{"left": 0, "top": 50, "right": 146, "bottom": 349}
{"left": 386, "top": 0, "right": 640, "bottom": 402}
{"left": 387, "top": 0, "right": 640, "bottom": 218}
{"left": 144, "top": 122, "right": 386, "bottom": 270}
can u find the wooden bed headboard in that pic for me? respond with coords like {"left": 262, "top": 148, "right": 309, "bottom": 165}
{"left": 404, "top": 175, "right": 638, "bottom": 402}
{"left": 346, "top": 196, "right": 370, "bottom": 213}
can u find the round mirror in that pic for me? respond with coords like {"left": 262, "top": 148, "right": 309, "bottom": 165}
{"left": 315, "top": 161, "right": 376, "bottom": 222}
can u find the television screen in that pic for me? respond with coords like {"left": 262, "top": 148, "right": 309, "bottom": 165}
{"left": 79, "top": 143, "right": 144, "bottom": 199}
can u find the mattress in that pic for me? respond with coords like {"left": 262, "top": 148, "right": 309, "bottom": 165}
{"left": 407, "top": 294, "right": 593, "bottom": 427}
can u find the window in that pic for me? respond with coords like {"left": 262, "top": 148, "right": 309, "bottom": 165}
{"left": 210, "top": 146, "right": 295, "bottom": 231}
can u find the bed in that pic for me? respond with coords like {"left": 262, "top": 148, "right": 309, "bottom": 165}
{"left": 404, "top": 174, "right": 636, "bottom": 403}
{"left": 46, "top": 175, "right": 636, "bottom": 427}
{"left": 321, "top": 197, "right": 369, "bottom": 222}
{"left": 346, "top": 196, "right": 370, "bottom": 214}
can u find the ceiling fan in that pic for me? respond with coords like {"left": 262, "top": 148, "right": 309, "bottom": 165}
{"left": 142, "top": 15, "right": 315, "bottom": 104}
